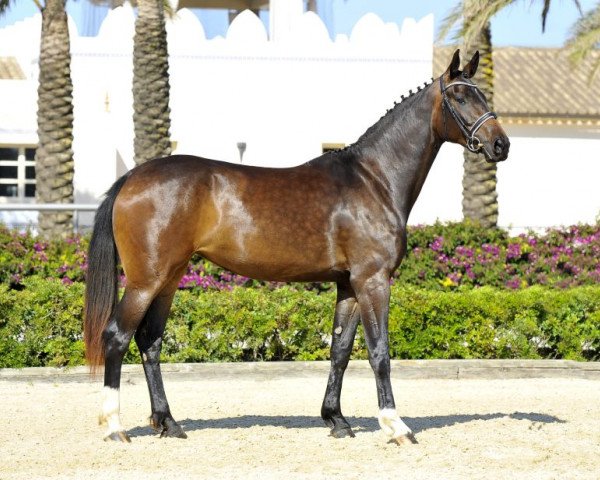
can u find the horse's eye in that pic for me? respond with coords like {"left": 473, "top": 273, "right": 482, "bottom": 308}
{"left": 456, "top": 97, "right": 466, "bottom": 105}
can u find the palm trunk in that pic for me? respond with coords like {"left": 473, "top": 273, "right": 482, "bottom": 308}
{"left": 133, "top": 0, "right": 172, "bottom": 165}
{"left": 35, "top": 0, "right": 75, "bottom": 238}
{"left": 461, "top": 22, "right": 498, "bottom": 227}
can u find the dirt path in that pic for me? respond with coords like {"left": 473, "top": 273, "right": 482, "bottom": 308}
{"left": 1, "top": 364, "right": 599, "bottom": 479}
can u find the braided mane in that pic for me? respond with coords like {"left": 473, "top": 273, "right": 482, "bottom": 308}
{"left": 333, "top": 77, "right": 436, "bottom": 154}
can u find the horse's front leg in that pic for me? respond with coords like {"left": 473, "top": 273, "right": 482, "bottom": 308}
{"left": 321, "top": 281, "right": 361, "bottom": 438}
{"left": 351, "top": 270, "right": 417, "bottom": 445}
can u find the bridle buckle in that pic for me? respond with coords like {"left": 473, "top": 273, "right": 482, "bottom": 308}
{"left": 467, "top": 136, "right": 481, "bottom": 152}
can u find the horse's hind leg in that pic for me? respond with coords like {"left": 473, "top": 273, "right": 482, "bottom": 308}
{"left": 100, "top": 284, "right": 161, "bottom": 442}
{"left": 321, "top": 281, "right": 361, "bottom": 438}
{"left": 134, "top": 282, "right": 186, "bottom": 439}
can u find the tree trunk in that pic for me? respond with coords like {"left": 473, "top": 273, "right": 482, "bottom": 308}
{"left": 133, "top": 0, "right": 172, "bottom": 165}
{"left": 461, "top": 22, "right": 498, "bottom": 227}
{"left": 35, "top": 0, "right": 75, "bottom": 238}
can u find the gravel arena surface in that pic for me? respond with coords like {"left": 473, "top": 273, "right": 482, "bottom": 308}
{"left": 1, "top": 362, "right": 599, "bottom": 480}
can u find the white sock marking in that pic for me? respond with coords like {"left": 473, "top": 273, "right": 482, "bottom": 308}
{"left": 101, "top": 387, "right": 124, "bottom": 435}
{"left": 378, "top": 408, "right": 413, "bottom": 438}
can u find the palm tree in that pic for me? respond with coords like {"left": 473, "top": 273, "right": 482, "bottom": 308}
{"left": 36, "top": 0, "right": 76, "bottom": 237}
{"left": 438, "top": 0, "right": 581, "bottom": 228}
{"left": 1, "top": 0, "right": 76, "bottom": 238}
{"left": 566, "top": 1, "right": 600, "bottom": 81}
{"left": 86, "top": 0, "right": 172, "bottom": 165}
{"left": 133, "top": 0, "right": 172, "bottom": 165}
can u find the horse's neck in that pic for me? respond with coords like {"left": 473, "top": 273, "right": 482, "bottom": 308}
{"left": 356, "top": 88, "right": 441, "bottom": 223}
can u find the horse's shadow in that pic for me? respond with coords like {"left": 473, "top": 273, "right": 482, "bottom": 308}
{"left": 127, "top": 411, "right": 565, "bottom": 438}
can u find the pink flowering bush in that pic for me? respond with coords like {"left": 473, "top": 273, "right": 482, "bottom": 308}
{"left": 1, "top": 220, "right": 599, "bottom": 291}
{"left": 401, "top": 221, "right": 600, "bottom": 290}
{"left": 0, "top": 225, "right": 88, "bottom": 288}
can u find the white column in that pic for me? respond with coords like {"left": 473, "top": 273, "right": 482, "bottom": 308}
{"left": 269, "top": 0, "right": 303, "bottom": 41}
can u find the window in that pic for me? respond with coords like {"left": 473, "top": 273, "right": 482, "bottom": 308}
{"left": 0, "top": 146, "right": 36, "bottom": 200}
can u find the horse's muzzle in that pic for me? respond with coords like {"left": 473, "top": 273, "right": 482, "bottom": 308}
{"left": 484, "top": 135, "right": 510, "bottom": 163}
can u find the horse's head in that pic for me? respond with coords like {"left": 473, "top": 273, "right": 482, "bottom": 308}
{"left": 433, "top": 49, "right": 510, "bottom": 163}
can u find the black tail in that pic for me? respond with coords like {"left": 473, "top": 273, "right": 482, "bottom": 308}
{"left": 84, "top": 173, "right": 130, "bottom": 372}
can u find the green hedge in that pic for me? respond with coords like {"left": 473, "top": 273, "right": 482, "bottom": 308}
{"left": 1, "top": 278, "right": 599, "bottom": 368}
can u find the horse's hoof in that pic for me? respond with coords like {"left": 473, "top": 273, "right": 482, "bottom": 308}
{"left": 104, "top": 431, "right": 131, "bottom": 443}
{"left": 150, "top": 413, "right": 187, "bottom": 439}
{"left": 390, "top": 432, "right": 418, "bottom": 445}
{"left": 330, "top": 426, "right": 355, "bottom": 439}
{"left": 160, "top": 425, "right": 188, "bottom": 439}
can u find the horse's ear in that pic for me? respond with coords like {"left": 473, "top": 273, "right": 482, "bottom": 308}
{"left": 446, "top": 49, "right": 461, "bottom": 79}
{"left": 463, "top": 51, "right": 480, "bottom": 79}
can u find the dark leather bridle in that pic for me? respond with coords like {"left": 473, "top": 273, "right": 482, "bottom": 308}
{"left": 439, "top": 76, "right": 497, "bottom": 154}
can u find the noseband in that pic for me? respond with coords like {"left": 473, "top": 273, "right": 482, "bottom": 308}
{"left": 439, "top": 76, "right": 497, "bottom": 153}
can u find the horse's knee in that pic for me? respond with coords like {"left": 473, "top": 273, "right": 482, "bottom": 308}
{"left": 136, "top": 333, "right": 162, "bottom": 363}
{"left": 367, "top": 349, "right": 391, "bottom": 377}
{"left": 330, "top": 357, "right": 350, "bottom": 375}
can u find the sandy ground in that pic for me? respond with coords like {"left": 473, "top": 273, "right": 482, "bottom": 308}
{"left": 0, "top": 366, "right": 599, "bottom": 480}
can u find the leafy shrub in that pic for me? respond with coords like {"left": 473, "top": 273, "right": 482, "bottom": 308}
{"left": 0, "top": 278, "right": 85, "bottom": 368}
{"left": 1, "top": 279, "right": 598, "bottom": 368}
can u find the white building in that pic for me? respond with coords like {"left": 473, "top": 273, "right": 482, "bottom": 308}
{"left": 0, "top": 0, "right": 598, "bottom": 230}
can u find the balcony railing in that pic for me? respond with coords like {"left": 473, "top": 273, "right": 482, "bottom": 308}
{"left": 0, "top": 203, "right": 98, "bottom": 233}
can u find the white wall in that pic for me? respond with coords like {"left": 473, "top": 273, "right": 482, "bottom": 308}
{"left": 410, "top": 123, "right": 600, "bottom": 229}
{"left": 497, "top": 123, "right": 600, "bottom": 228}
{"left": 73, "top": 5, "right": 433, "bottom": 199}
{"left": 1, "top": 4, "right": 599, "bottom": 230}
{"left": 409, "top": 142, "right": 465, "bottom": 225}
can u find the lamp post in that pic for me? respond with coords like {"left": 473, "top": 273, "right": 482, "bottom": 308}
{"left": 237, "top": 142, "right": 247, "bottom": 162}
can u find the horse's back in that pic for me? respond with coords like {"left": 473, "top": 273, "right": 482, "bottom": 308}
{"left": 112, "top": 154, "right": 353, "bottom": 283}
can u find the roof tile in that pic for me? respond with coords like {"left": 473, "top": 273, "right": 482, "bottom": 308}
{"left": 434, "top": 46, "right": 600, "bottom": 119}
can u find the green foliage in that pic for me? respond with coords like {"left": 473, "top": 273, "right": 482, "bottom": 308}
{"left": 161, "top": 287, "right": 335, "bottom": 363}
{"left": 0, "top": 278, "right": 85, "bottom": 368}
{"left": 0, "top": 279, "right": 598, "bottom": 367}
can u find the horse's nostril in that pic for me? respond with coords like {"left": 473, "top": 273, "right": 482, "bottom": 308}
{"left": 494, "top": 138, "right": 504, "bottom": 154}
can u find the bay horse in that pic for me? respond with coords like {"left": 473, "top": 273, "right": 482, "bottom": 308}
{"left": 84, "top": 50, "right": 509, "bottom": 444}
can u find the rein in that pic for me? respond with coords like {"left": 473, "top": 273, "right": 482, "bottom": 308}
{"left": 439, "top": 76, "right": 497, "bottom": 153}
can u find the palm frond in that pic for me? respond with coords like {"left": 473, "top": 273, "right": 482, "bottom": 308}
{"left": 436, "top": 2, "right": 463, "bottom": 43}
{"left": 565, "top": 2, "right": 600, "bottom": 81}
{"left": 542, "top": 0, "right": 581, "bottom": 32}
{"left": 458, "top": 0, "right": 514, "bottom": 50}
{"left": 541, "top": 0, "right": 550, "bottom": 31}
